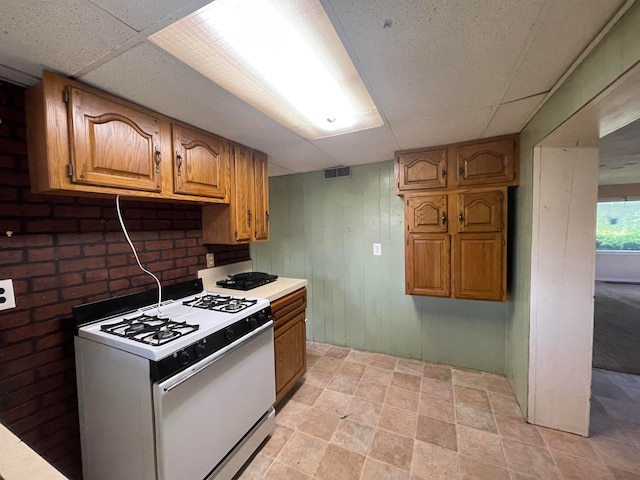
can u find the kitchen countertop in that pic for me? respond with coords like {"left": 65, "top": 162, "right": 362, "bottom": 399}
{"left": 0, "top": 423, "right": 67, "bottom": 480}
{"left": 203, "top": 277, "right": 308, "bottom": 302}
{"left": 198, "top": 262, "right": 307, "bottom": 302}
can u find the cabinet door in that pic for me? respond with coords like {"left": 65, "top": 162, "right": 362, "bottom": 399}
{"left": 68, "top": 86, "right": 162, "bottom": 192}
{"left": 454, "top": 140, "right": 515, "bottom": 187}
{"left": 406, "top": 234, "right": 450, "bottom": 297}
{"left": 253, "top": 151, "right": 269, "bottom": 241}
{"left": 396, "top": 149, "right": 447, "bottom": 193}
{"left": 232, "top": 145, "right": 254, "bottom": 243}
{"left": 452, "top": 233, "right": 504, "bottom": 301}
{"left": 454, "top": 189, "right": 504, "bottom": 233}
{"left": 172, "top": 124, "right": 230, "bottom": 199}
{"left": 406, "top": 194, "right": 448, "bottom": 233}
{"left": 274, "top": 312, "right": 306, "bottom": 403}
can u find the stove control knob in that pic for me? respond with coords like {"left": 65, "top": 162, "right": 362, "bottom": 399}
{"left": 249, "top": 316, "right": 259, "bottom": 328}
{"left": 224, "top": 328, "right": 235, "bottom": 341}
{"left": 178, "top": 351, "right": 190, "bottom": 366}
{"left": 257, "top": 312, "right": 267, "bottom": 324}
{"left": 195, "top": 342, "right": 206, "bottom": 357}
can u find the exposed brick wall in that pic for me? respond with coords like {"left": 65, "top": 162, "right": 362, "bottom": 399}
{"left": 0, "top": 81, "right": 250, "bottom": 479}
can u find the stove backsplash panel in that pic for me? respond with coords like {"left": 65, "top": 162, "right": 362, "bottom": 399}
{"left": 0, "top": 81, "right": 249, "bottom": 479}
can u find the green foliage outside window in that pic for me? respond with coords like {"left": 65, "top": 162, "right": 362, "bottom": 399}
{"left": 596, "top": 201, "right": 640, "bottom": 251}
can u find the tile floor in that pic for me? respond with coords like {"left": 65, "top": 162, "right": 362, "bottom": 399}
{"left": 236, "top": 342, "right": 640, "bottom": 480}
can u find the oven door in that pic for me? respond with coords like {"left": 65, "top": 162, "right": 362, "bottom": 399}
{"left": 153, "top": 322, "right": 275, "bottom": 480}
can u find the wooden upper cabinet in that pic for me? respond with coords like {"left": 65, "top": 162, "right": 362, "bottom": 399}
{"left": 452, "top": 233, "right": 505, "bottom": 301}
{"left": 253, "top": 151, "right": 270, "bottom": 241}
{"left": 453, "top": 189, "right": 505, "bottom": 233}
{"left": 172, "top": 123, "right": 230, "bottom": 200}
{"left": 232, "top": 144, "right": 254, "bottom": 243}
{"left": 25, "top": 71, "right": 231, "bottom": 203}
{"left": 406, "top": 234, "right": 450, "bottom": 297}
{"left": 395, "top": 149, "right": 447, "bottom": 194}
{"left": 406, "top": 194, "right": 448, "bottom": 233}
{"left": 68, "top": 86, "right": 163, "bottom": 192}
{"left": 452, "top": 139, "right": 516, "bottom": 187}
{"left": 201, "top": 144, "right": 270, "bottom": 245}
{"left": 394, "top": 136, "right": 518, "bottom": 194}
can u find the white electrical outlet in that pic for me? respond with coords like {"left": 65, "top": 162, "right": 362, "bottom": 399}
{"left": 373, "top": 243, "right": 382, "bottom": 256}
{"left": 206, "top": 253, "right": 215, "bottom": 268}
{"left": 0, "top": 279, "right": 16, "bottom": 311}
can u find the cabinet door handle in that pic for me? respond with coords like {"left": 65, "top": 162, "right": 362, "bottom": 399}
{"left": 176, "top": 151, "right": 183, "bottom": 177}
{"left": 441, "top": 168, "right": 447, "bottom": 178}
{"left": 459, "top": 213, "right": 464, "bottom": 222}
{"left": 155, "top": 146, "right": 162, "bottom": 173}
{"left": 247, "top": 209, "right": 252, "bottom": 227}
{"left": 442, "top": 212, "right": 447, "bottom": 225}
{"left": 458, "top": 166, "right": 465, "bottom": 177}
{"left": 266, "top": 211, "right": 269, "bottom": 224}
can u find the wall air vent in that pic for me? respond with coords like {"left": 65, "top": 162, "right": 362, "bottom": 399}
{"left": 324, "top": 166, "right": 351, "bottom": 179}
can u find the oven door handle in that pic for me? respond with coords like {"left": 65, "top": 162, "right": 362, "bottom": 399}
{"left": 160, "top": 321, "right": 273, "bottom": 393}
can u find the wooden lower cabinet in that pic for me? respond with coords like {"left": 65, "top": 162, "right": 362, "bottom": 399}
{"left": 272, "top": 288, "right": 307, "bottom": 404}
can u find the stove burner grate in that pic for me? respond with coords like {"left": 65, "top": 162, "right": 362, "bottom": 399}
{"left": 100, "top": 314, "right": 199, "bottom": 346}
{"left": 183, "top": 294, "right": 258, "bottom": 313}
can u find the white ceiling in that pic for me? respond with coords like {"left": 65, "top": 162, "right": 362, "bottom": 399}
{"left": 0, "top": 0, "right": 630, "bottom": 176}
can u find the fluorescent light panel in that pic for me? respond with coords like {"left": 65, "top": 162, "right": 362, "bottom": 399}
{"left": 149, "top": 0, "right": 383, "bottom": 140}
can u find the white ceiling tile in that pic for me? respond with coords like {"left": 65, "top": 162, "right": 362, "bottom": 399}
{"left": 503, "top": 0, "right": 625, "bottom": 103}
{"left": 311, "top": 126, "right": 398, "bottom": 165}
{"left": 325, "top": 0, "right": 544, "bottom": 123}
{"left": 267, "top": 163, "right": 298, "bottom": 177}
{"left": 266, "top": 142, "right": 340, "bottom": 173}
{"left": 89, "top": 0, "right": 208, "bottom": 32}
{"left": 80, "top": 42, "right": 303, "bottom": 152}
{"left": 483, "top": 94, "right": 546, "bottom": 138}
{"left": 0, "top": 0, "right": 135, "bottom": 78}
{"left": 392, "top": 109, "right": 492, "bottom": 150}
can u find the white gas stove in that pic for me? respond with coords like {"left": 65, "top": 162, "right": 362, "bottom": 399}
{"left": 77, "top": 288, "right": 270, "bottom": 362}
{"left": 73, "top": 278, "right": 276, "bottom": 480}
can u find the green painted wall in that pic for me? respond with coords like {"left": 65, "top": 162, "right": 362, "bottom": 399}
{"left": 252, "top": 161, "right": 507, "bottom": 374}
{"left": 507, "top": 2, "right": 640, "bottom": 414}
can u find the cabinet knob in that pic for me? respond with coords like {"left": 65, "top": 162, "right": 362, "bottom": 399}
{"left": 441, "top": 168, "right": 447, "bottom": 178}
{"left": 247, "top": 209, "right": 252, "bottom": 227}
{"left": 458, "top": 167, "right": 465, "bottom": 177}
{"left": 266, "top": 211, "right": 269, "bottom": 224}
{"left": 176, "top": 151, "right": 183, "bottom": 176}
{"left": 459, "top": 213, "right": 464, "bottom": 222}
{"left": 442, "top": 213, "right": 447, "bottom": 225}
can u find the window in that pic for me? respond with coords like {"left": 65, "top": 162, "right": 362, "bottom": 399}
{"left": 596, "top": 200, "right": 640, "bottom": 251}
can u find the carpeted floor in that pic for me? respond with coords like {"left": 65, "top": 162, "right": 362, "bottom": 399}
{"left": 593, "top": 281, "right": 640, "bottom": 375}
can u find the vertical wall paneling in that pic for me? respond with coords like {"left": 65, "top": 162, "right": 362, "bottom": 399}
{"left": 252, "top": 160, "right": 508, "bottom": 373}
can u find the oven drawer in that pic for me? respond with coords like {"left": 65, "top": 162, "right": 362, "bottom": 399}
{"left": 153, "top": 323, "right": 275, "bottom": 480}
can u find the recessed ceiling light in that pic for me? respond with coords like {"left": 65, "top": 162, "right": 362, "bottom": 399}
{"left": 150, "top": 0, "right": 383, "bottom": 140}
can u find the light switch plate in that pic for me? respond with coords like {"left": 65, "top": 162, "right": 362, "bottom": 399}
{"left": 0, "top": 279, "right": 16, "bottom": 311}
{"left": 373, "top": 243, "right": 382, "bottom": 256}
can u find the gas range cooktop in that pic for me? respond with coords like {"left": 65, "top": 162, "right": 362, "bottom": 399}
{"left": 73, "top": 280, "right": 270, "bottom": 361}
{"left": 216, "top": 272, "right": 278, "bottom": 291}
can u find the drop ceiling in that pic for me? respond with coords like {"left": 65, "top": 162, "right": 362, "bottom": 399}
{"left": 0, "top": 0, "right": 631, "bottom": 177}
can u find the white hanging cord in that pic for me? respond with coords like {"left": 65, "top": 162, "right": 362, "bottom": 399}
{"left": 115, "top": 195, "right": 164, "bottom": 312}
